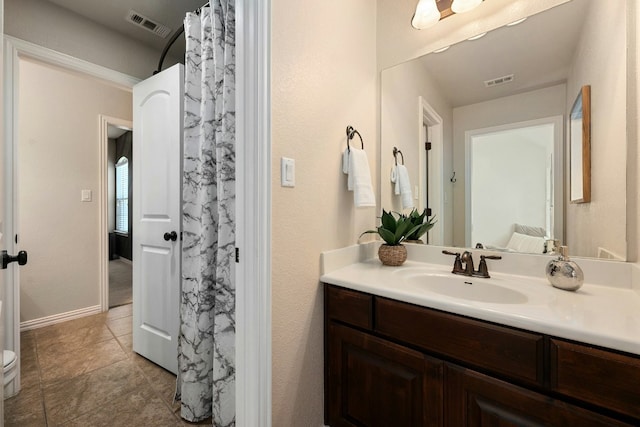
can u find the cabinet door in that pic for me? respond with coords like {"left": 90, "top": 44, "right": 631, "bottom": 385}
{"left": 446, "top": 365, "right": 631, "bottom": 427}
{"left": 328, "top": 323, "right": 443, "bottom": 427}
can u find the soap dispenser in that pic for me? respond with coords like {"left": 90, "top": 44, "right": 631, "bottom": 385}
{"left": 545, "top": 246, "right": 584, "bottom": 291}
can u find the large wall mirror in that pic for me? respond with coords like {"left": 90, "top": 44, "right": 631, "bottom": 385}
{"left": 380, "top": 0, "right": 627, "bottom": 260}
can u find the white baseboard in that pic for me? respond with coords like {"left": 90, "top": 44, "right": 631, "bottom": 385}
{"left": 20, "top": 305, "right": 102, "bottom": 331}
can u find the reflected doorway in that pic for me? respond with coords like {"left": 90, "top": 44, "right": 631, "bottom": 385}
{"left": 465, "top": 116, "right": 563, "bottom": 249}
{"left": 107, "top": 126, "right": 133, "bottom": 308}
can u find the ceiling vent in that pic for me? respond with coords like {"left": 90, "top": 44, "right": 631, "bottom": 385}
{"left": 484, "top": 74, "right": 514, "bottom": 88}
{"left": 125, "top": 10, "right": 172, "bottom": 38}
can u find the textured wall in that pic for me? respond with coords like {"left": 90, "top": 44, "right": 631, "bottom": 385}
{"left": 271, "top": 0, "right": 377, "bottom": 425}
{"left": 565, "top": 1, "right": 627, "bottom": 259}
{"left": 18, "top": 57, "right": 132, "bottom": 321}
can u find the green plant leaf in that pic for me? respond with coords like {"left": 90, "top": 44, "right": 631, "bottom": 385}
{"left": 380, "top": 210, "right": 397, "bottom": 233}
{"left": 393, "top": 217, "right": 412, "bottom": 242}
{"left": 359, "top": 229, "right": 379, "bottom": 238}
{"left": 378, "top": 227, "right": 398, "bottom": 245}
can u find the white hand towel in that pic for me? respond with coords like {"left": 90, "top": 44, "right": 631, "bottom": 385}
{"left": 390, "top": 166, "right": 399, "bottom": 195}
{"left": 348, "top": 148, "right": 376, "bottom": 207}
{"left": 342, "top": 148, "right": 353, "bottom": 190}
{"left": 396, "top": 165, "right": 414, "bottom": 210}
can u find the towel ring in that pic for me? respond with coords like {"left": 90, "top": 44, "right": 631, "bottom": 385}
{"left": 346, "top": 126, "right": 364, "bottom": 152}
{"left": 393, "top": 147, "right": 404, "bottom": 166}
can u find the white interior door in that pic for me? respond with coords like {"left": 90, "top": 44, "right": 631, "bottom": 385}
{"left": 132, "top": 64, "right": 183, "bottom": 374}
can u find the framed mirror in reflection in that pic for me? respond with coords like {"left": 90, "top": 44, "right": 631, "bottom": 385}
{"left": 380, "top": 0, "right": 627, "bottom": 260}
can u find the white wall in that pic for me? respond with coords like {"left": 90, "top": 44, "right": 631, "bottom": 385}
{"left": 271, "top": 0, "right": 377, "bottom": 425}
{"left": 452, "top": 84, "right": 566, "bottom": 246}
{"left": 565, "top": 0, "right": 627, "bottom": 259}
{"left": 4, "top": 0, "right": 174, "bottom": 80}
{"left": 18, "top": 57, "right": 132, "bottom": 322}
{"left": 381, "top": 59, "right": 453, "bottom": 244}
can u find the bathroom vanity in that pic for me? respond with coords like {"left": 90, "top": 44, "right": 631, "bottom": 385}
{"left": 321, "top": 246, "right": 640, "bottom": 426}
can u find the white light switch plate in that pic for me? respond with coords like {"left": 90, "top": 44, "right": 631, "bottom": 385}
{"left": 281, "top": 157, "right": 295, "bottom": 187}
{"left": 81, "top": 189, "right": 92, "bottom": 202}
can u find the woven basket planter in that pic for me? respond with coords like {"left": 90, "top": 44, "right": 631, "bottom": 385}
{"left": 378, "top": 244, "right": 407, "bottom": 266}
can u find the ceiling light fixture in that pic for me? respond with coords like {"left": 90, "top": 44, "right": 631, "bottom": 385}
{"left": 506, "top": 17, "right": 528, "bottom": 26}
{"left": 451, "top": 0, "right": 483, "bottom": 14}
{"left": 467, "top": 32, "right": 487, "bottom": 41}
{"left": 433, "top": 46, "right": 451, "bottom": 53}
{"left": 411, "top": 0, "right": 441, "bottom": 30}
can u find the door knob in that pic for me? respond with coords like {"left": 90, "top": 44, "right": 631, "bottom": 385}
{"left": 1, "top": 250, "right": 28, "bottom": 269}
{"left": 163, "top": 231, "right": 178, "bottom": 242}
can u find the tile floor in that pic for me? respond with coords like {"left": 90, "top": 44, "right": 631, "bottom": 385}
{"left": 4, "top": 304, "right": 211, "bottom": 426}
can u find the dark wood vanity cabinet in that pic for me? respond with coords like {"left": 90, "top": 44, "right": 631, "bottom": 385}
{"left": 325, "top": 284, "right": 639, "bottom": 427}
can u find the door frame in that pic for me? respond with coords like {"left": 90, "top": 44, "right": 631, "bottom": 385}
{"left": 236, "top": 0, "right": 272, "bottom": 425}
{"left": 3, "top": 35, "right": 139, "bottom": 393}
{"left": 418, "top": 97, "right": 444, "bottom": 245}
{"left": 99, "top": 115, "right": 133, "bottom": 312}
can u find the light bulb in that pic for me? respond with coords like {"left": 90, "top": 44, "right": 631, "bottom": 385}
{"left": 451, "top": 0, "right": 483, "bottom": 14}
{"left": 411, "top": 0, "right": 441, "bottom": 30}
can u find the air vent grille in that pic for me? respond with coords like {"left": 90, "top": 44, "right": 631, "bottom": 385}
{"left": 125, "top": 10, "right": 172, "bottom": 38}
{"left": 484, "top": 74, "right": 514, "bottom": 88}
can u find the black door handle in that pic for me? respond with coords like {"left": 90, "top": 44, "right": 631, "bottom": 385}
{"left": 163, "top": 231, "right": 178, "bottom": 242}
{"left": 1, "top": 250, "right": 28, "bottom": 269}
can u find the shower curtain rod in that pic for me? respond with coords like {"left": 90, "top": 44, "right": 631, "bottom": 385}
{"left": 153, "top": 3, "right": 209, "bottom": 76}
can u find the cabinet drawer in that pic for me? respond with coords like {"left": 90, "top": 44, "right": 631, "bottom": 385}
{"left": 326, "top": 285, "right": 373, "bottom": 330}
{"left": 376, "top": 297, "right": 544, "bottom": 385}
{"left": 446, "top": 365, "right": 631, "bottom": 427}
{"left": 551, "top": 339, "right": 640, "bottom": 419}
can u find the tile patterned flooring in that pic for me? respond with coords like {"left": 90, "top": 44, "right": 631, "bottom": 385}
{"left": 4, "top": 304, "right": 211, "bottom": 426}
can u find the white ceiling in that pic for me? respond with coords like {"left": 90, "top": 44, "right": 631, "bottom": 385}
{"left": 46, "top": 0, "right": 205, "bottom": 52}
{"left": 415, "top": 0, "right": 589, "bottom": 107}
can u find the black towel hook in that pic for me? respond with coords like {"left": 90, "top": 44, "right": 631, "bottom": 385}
{"left": 346, "top": 126, "right": 364, "bottom": 152}
{"left": 393, "top": 147, "right": 404, "bottom": 166}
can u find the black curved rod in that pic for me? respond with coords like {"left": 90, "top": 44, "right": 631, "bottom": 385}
{"left": 153, "top": 24, "right": 185, "bottom": 75}
{"left": 346, "top": 126, "right": 364, "bottom": 152}
{"left": 153, "top": 3, "right": 209, "bottom": 76}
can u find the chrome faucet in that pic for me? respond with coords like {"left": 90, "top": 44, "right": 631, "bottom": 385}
{"left": 442, "top": 250, "right": 502, "bottom": 278}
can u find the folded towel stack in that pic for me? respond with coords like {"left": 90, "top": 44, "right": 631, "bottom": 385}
{"left": 391, "top": 165, "right": 414, "bottom": 209}
{"left": 343, "top": 148, "right": 375, "bottom": 207}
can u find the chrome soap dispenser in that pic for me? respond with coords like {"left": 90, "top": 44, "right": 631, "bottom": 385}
{"left": 545, "top": 246, "right": 584, "bottom": 291}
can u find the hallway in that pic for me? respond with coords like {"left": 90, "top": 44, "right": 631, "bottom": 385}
{"left": 4, "top": 304, "right": 209, "bottom": 426}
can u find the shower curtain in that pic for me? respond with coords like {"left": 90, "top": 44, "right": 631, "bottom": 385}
{"left": 177, "top": 1, "right": 236, "bottom": 424}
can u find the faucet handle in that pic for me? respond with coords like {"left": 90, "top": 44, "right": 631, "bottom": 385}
{"left": 442, "top": 250, "right": 464, "bottom": 274}
{"left": 475, "top": 255, "right": 502, "bottom": 278}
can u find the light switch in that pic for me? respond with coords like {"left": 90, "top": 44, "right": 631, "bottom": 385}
{"left": 281, "top": 157, "right": 295, "bottom": 187}
{"left": 81, "top": 189, "right": 92, "bottom": 202}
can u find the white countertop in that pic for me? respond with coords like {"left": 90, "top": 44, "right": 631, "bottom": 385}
{"left": 321, "top": 257, "right": 640, "bottom": 356}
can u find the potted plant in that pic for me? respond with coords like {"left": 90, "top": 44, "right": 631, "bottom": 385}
{"left": 404, "top": 208, "right": 437, "bottom": 244}
{"left": 360, "top": 209, "right": 424, "bottom": 266}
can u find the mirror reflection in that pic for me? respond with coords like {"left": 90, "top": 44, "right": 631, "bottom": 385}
{"left": 380, "top": 0, "right": 627, "bottom": 259}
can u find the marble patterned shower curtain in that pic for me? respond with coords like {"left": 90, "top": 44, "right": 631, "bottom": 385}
{"left": 177, "top": 1, "right": 235, "bottom": 424}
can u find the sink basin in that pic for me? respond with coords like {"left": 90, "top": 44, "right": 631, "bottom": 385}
{"left": 400, "top": 272, "right": 529, "bottom": 304}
